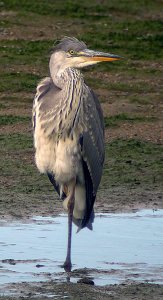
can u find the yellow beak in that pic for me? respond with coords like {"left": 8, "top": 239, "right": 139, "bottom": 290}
{"left": 79, "top": 49, "right": 122, "bottom": 62}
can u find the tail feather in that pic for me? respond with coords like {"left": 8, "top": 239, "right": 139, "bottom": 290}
{"left": 73, "top": 184, "right": 86, "bottom": 220}
{"left": 73, "top": 183, "right": 95, "bottom": 232}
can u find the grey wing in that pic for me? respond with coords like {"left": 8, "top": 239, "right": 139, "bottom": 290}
{"left": 32, "top": 77, "right": 61, "bottom": 195}
{"left": 32, "top": 77, "right": 53, "bottom": 131}
{"left": 81, "top": 86, "right": 105, "bottom": 194}
{"left": 79, "top": 86, "right": 104, "bottom": 229}
{"left": 33, "top": 77, "right": 62, "bottom": 138}
{"left": 90, "top": 89, "right": 105, "bottom": 133}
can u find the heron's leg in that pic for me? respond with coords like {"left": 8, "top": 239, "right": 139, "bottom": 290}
{"left": 63, "top": 178, "right": 76, "bottom": 272}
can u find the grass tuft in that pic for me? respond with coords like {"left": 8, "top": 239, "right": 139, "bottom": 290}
{"left": 0, "top": 72, "right": 41, "bottom": 93}
{"left": 104, "top": 113, "right": 157, "bottom": 127}
{"left": 0, "top": 115, "right": 30, "bottom": 125}
{"left": 102, "top": 139, "right": 163, "bottom": 188}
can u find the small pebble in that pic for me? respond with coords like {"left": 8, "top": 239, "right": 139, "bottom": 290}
{"left": 77, "top": 277, "right": 94, "bottom": 285}
{"left": 36, "top": 264, "right": 45, "bottom": 268}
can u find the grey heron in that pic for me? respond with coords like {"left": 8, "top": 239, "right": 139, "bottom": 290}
{"left": 32, "top": 37, "right": 121, "bottom": 272}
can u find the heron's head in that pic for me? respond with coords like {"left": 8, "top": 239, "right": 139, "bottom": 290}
{"left": 50, "top": 37, "right": 121, "bottom": 75}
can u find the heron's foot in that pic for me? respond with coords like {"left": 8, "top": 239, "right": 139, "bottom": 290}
{"left": 62, "top": 259, "right": 72, "bottom": 272}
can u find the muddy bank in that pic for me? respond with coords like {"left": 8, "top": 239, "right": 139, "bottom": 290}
{"left": 0, "top": 282, "right": 163, "bottom": 300}
{"left": 0, "top": 187, "right": 162, "bottom": 221}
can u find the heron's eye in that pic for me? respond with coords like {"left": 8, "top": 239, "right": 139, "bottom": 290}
{"left": 69, "top": 49, "right": 75, "bottom": 55}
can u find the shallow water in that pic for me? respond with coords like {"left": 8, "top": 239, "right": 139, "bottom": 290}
{"left": 0, "top": 210, "right": 163, "bottom": 289}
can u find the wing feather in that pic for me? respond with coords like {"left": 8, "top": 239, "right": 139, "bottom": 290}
{"left": 81, "top": 86, "right": 105, "bottom": 195}
{"left": 32, "top": 77, "right": 53, "bottom": 130}
{"left": 33, "top": 77, "right": 63, "bottom": 138}
{"left": 78, "top": 85, "right": 104, "bottom": 229}
{"left": 80, "top": 159, "right": 96, "bottom": 229}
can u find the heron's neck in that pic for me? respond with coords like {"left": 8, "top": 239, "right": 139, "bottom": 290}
{"left": 51, "top": 67, "right": 84, "bottom": 136}
{"left": 60, "top": 68, "right": 84, "bottom": 109}
{"left": 50, "top": 63, "right": 83, "bottom": 90}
